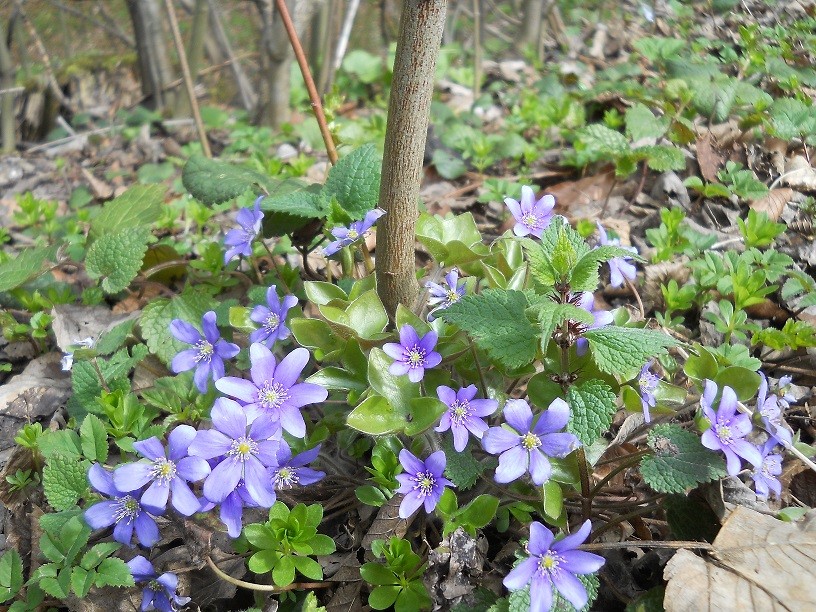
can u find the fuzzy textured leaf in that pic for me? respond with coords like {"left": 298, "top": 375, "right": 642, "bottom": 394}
{"left": 584, "top": 327, "right": 677, "bottom": 378}
{"left": 567, "top": 380, "right": 617, "bottom": 445}
{"left": 42, "top": 453, "right": 89, "bottom": 511}
{"left": 85, "top": 228, "right": 152, "bottom": 294}
{"left": 89, "top": 185, "right": 164, "bottom": 237}
{"left": 640, "top": 424, "right": 726, "bottom": 493}
{"left": 323, "top": 144, "right": 381, "bottom": 218}
{"left": 139, "top": 289, "right": 218, "bottom": 365}
{"left": 0, "top": 246, "right": 58, "bottom": 292}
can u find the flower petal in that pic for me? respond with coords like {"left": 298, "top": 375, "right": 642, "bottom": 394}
{"left": 133, "top": 437, "right": 165, "bottom": 461}
{"left": 210, "top": 397, "right": 248, "bottom": 439}
{"left": 169, "top": 320, "right": 201, "bottom": 345}
{"left": 113, "top": 517, "right": 135, "bottom": 546}
{"left": 244, "top": 458, "right": 277, "bottom": 507}
{"left": 398, "top": 490, "right": 424, "bottom": 518}
{"left": 274, "top": 347, "right": 310, "bottom": 388}
{"left": 503, "top": 556, "right": 537, "bottom": 590}
{"left": 528, "top": 449, "right": 552, "bottom": 485}
{"left": 278, "top": 406, "right": 306, "bottom": 437}
{"left": 535, "top": 398, "right": 570, "bottom": 433}
{"left": 539, "top": 432, "right": 580, "bottom": 458}
{"left": 504, "top": 399, "right": 533, "bottom": 433}
{"left": 215, "top": 377, "right": 258, "bottom": 404}
{"left": 552, "top": 569, "right": 589, "bottom": 610}
{"left": 436, "top": 385, "right": 457, "bottom": 406}
{"left": 530, "top": 574, "right": 554, "bottom": 612}
{"left": 220, "top": 492, "right": 244, "bottom": 538}
{"left": 383, "top": 343, "right": 404, "bottom": 360}
{"left": 176, "top": 456, "right": 211, "bottom": 482}
{"left": 203, "top": 460, "right": 242, "bottom": 503}
{"left": 140, "top": 481, "right": 170, "bottom": 514}
{"left": 560, "top": 550, "right": 605, "bottom": 574}
{"left": 84, "top": 501, "right": 118, "bottom": 529}
{"left": 494, "top": 446, "right": 528, "bottom": 483}
{"left": 398, "top": 449, "right": 425, "bottom": 475}
{"left": 482, "top": 427, "right": 519, "bottom": 455}
{"left": 114, "top": 462, "right": 154, "bottom": 493}
{"left": 527, "top": 521, "right": 555, "bottom": 556}
{"left": 201, "top": 311, "right": 220, "bottom": 343}
{"left": 425, "top": 450, "right": 446, "bottom": 477}
{"left": 167, "top": 425, "right": 197, "bottom": 461}
{"left": 126, "top": 556, "right": 156, "bottom": 581}
{"left": 286, "top": 382, "right": 328, "bottom": 408}
{"left": 171, "top": 349, "right": 199, "bottom": 373}
{"left": 133, "top": 512, "right": 160, "bottom": 548}
{"left": 88, "top": 463, "right": 120, "bottom": 497}
{"left": 552, "top": 519, "right": 592, "bottom": 553}
{"left": 452, "top": 425, "right": 469, "bottom": 452}
{"left": 188, "top": 429, "right": 232, "bottom": 459}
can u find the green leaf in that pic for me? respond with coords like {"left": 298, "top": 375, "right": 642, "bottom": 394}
{"left": 0, "top": 549, "right": 23, "bottom": 603}
{"left": 571, "top": 245, "right": 641, "bottom": 293}
{"left": 38, "top": 430, "right": 82, "bottom": 459}
{"left": 182, "top": 155, "right": 279, "bottom": 205}
{"left": 356, "top": 485, "right": 388, "bottom": 506}
{"left": 367, "top": 348, "right": 421, "bottom": 417}
{"left": 770, "top": 97, "right": 816, "bottom": 141}
{"left": 70, "top": 566, "right": 94, "bottom": 598}
{"left": 94, "top": 557, "right": 135, "bottom": 588}
{"left": 272, "top": 554, "right": 296, "bottom": 587}
{"left": 416, "top": 212, "right": 490, "bottom": 266}
{"left": 304, "top": 281, "right": 348, "bottom": 305}
{"left": 86, "top": 227, "right": 152, "bottom": 294}
{"left": 60, "top": 516, "right": 91, "bottom": 565}
{"left": 638, "top": 145, "right": 687, "bottom": 171}
{"left": 139, "top": 288, "right": 217, "bottom": 365}
{"left": 404, "top": 397, "right": 448, "bottom": 436}
{"left": 640, "top": 424, "right": 727, "bottom": 493}
{"left": 443, "top": 438, "right": 485, "bottom": 490}
{"left": 323, "top": 144, "right": 382, "bottom": 218}
{"left": 369, "top": 585, "right": 402, "bottom": 610}
{"left": 89, "top": 185, "right": 164, "bottom": 237}
{"left": 245, "top": 524, "right": 278, "bottom": 550}
{"left": 95, "top": 319, "right": 137, "bottom": 356}
{"left": 248, "top": 549, "right": 279, "bottom": 574}
{"left": 532, "top": 302, "right": 594, "bottom": 353}
{"left": 260, "top": 187, "right": 326, "bottom": 220}
{"left": 625, "top": 103, "right": 668, "bottom": 141}
{"left": 584, "top": 327, "right": 677, "bottom": 378}
{"left": 579, "top": 124, "right": 629, "bottom": 155}
{"left": 458, "top": 495, "right": 500, "bottom": 529}
{"left": 440, "top": 289, "right": 538, "bottom": 370}
{"left": 80, "top": 542, "right": 121, "bottom": 571}
{"left": 42, "top": 453, "right": 89, "bottom": 511}
{"left": 39, "top": 568, "right": 70, "bottom": 599}
{"left": 0, "top": 246, "right": 58, "bottom": 293}
{"left": 79, "top": 414, "right": 108, "bottom": 463}
{"left": 70, "top": 345, "right": 148, "bottom": 415}
{"left": 347, "top": 395, "right": 406, "bottom": 435}
{"left": 567, "top": 379, "right": 617, "bottom": 446}
{"left": 307, "top": 533, "right": 336, "bottom": 556}
{"left": 292, "top": 556, "right": 323, "bottom": 581}
{"left": 432, "top": 149, "right": 467, "bottom": 179}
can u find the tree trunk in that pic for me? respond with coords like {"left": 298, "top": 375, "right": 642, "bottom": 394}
{"left": 126, "top": 0, "right": 175, "bottom": 111}
{"left": 0, "top": 19, "right": 16, "bottom": 153}
{"left": 174, "top": 0, "right": 208, "bottom": 116}
{"left": 520, "top": 0, "right": 544, "bottom": 49}
{"left": 376, "top": 0, "right": 447, "bottom": 320}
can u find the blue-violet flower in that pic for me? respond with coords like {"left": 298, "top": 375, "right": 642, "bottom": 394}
{"left": 504, "top": 520, "right": 605, "bottom": 612}
{"left": 224, "top": 195, "right": 264, "bottom": 263}
{"left": 575, "top": 292, "right": 614, "bottom": 356}
{"left": 756, "top": 372, "right": 792, "bottom": 446}
{"left": 127, "top": 555, "right": 190, "bottom": 612}
{"left": 383, "top": 324, "right": 442, "bottom": 383}
{"left": 426, "top": 268, "right": 466, "bottom": 320}
{"left": 395, "top": 449, "right": 453, "bottom": 519}
{"left": 700, "top": 380, "right": 763, "bottom": 476}
{"left": 482, "top": 398, "right": 579, "bottom": 485}
{"left": 269, "top": 441, "right": 325, "bottom": 489}
{"left": 249, "top": 286, "right": 298, "bottom": 347}
{"left": 504, "top": 185, "right": 555, "bottom": 238}
{"left": 638, "top": 361, "right": 659, "bottom": 423}
{"left": 435, "top": 384, "right": 497, "bottom": 452}
{"left": 595, "top": 222, "right": 638, "bottom": 288}
{"left": 170, "top": 311, "right": 240, "bottom": 393}
{"left": 198, "top": 479, "right": 259, "bottom": 539}
{"left": 323, "top": 208, "right": 385, "bottom": 256}
{"left": 750, "top": 439, "right": 782, "bottom": 499}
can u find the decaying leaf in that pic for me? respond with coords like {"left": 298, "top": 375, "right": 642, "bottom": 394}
{"left": 361, "top": 495, "right": 413, "bottom": 551}
{"left": 749, "top": 188, "right": 793, "bottom": 221}
{"left": 782, "top": 155, "right": 816, "bottom": 191}
{"left": 664, "top": 506, "right": 816, "bottom": 611}
{"left": 696, "top": 132, "right": 725, "bottom": 182}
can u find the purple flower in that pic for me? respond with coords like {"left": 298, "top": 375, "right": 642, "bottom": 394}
{"left": 127, "top": 555, "right": 190, "bottom": 612}
{"left": 269, "top": 441, "right": 325, "bottom": 489}
{"left": 700, "top": 380, "right": 763, "bottom": 476}
{"left": 113, "top": 426, "right": 211, "bottom": 516}
{"left": 188, "top": 398, "right": 280, "bottom": 506}
{"left": 323, "top": 208, "right": 385, "bottom": 256}
{"left": 84, "top": 464, "right": 160, "bottom": 548}
{"left": 170, "top": 311, "right": 240, "bottom": 393}
{"left": 575, "top": 292, "right": 614, "bottom": 356}
{"left": 638, "top": 361, "right": 659, "bottom": 423}
{"left": 504, "top": 185, "right": 556, "bottom": 238}
{"left": 504, "top": 520, "right": 605, "bottom": 612}
{"left": 756, "top": 373, "right": 792, "bottom": 446}
{"left": 383, "top": 325, "right": 442, "bottom": 383}
{"left": 215, "top": 344, "right": 327, "bottom": 438}
{"left": 198, "top": 479, "right": 259, "bottom": 538}
{"left": 776, "top": 375, "right": 796, "bottom": 408}
{"left": 426, "top": 268, "right": 466, "bottom": 320}
{"left": 750, "top": 439, "right": 782, "bottom": 499}
{"left": 482, "top": 399, "right": 579, "bottom": 485}
{"left": 596, "top": 222, "right": 638, "bottom": 288}
{"left": 435, "top": 384, "right": 497, "bottom": 452}
{"left": 249, "top": 286, "right": 298, "bottom": 347}
{"left": 395, "top": 449, "right": 453, "bottom": 519}
{"left": 224, "top": 195, "right": 264, "bottom": 263}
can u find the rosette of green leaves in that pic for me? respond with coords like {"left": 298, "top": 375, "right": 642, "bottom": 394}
{"left": 360, "top": 537, "right": 432, "bottom": 612}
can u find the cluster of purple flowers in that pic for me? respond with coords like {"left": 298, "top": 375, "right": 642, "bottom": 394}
{"left": 594, "top": 222, "right": 638, "bottom": 288}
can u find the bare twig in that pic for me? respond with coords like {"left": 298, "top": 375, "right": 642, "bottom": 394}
{"left": 579, "top": 540, "right": 713, "bottom": 552}
{"left": 274, "top": 0, "right": 338, "bottom": 165}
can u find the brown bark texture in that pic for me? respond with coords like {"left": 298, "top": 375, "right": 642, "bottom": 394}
{"left": 376, "top": 0, "right": 447, "bottom": 320}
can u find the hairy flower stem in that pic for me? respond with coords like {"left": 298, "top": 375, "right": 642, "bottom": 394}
{"left": 358, "top": 242, "right": 375, "bottom": 275}
{"left": 205, "top": 556, "right": 331, "bottom": 592}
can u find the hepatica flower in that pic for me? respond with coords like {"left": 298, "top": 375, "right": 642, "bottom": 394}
{"left": 84, "top": 463, "right": 160, "bottom": 548}
{"left": 113, "top": 425, "right": 210, "bottom": 516}
{"left": 505, "top": 185, "right": 555, "bottom": 238}
{"left": 776, "top": 375, "right": 795, "bottom": 408}
{"left": 249, "top": 286, "right": 298, "bottom": 347}
{"left": 224, "top": 195, "right": 264, "bottom": 263}
{"left": 504, "top": 520, "right": 605, "bottom": 612}
{"left": 750, "top": 439, "right": 782, "bottom": 499}
{"left": 435, "top": 384, "right": 497, "bottom": 452}
{"left": 638, "top": 361, "right": 659, "bottom": 423}
{"left": 395, "top": 449, "right": 453, "bottom": 519}
{"left": 482, "top": 399, "right": 579, "bottom": 486}
{"left": 323, "top": 208, "right": 385, "bottom": 256}
{"left": 216, "top": 344, "right": 327, "bottom": 437}
{"left": 170, "top": 311, "right": 240, "bottom": 393}
{"left": 426, "top": 268, "right": 466, "bottom": 320}
{"left": 383, "top": 325, "right": 442, "bottom": 383}
{"left": 700, "top": 380, "right": 763, "bottom": 476}
{"left": 269, "top": 441, "right": 325, "bottom": 490}
{"left": 595, "top": 222, "right": 638, "bottom": 288}
{"left": 575, "top": 292, "right": 614, "bottom": 356}
{"left": 199, "top": 479, "right": 260, "bottom": 539}
{"left": 188, "top": 398, "right": 280, "bottom": 507}
{"left": 756, "top": 372, "right": 792, "bottom": 446}
{"left": 127, "top": 555, "right": 190, "bottom": 612}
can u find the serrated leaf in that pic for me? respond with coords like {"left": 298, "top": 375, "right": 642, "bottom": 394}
{"left": 640, "top": 424, "right": 726, "bottom": 493}
{"left": 182, "top": 155, "right": 279, "bottom": 205}
{"left": 89, "top": 185, "right": 164, "bottom": 237}
{"left": 79, "top": 414, "right": 108, "bottom": 463}
{"left": 39, "top": 568, "right": 70, "bottom": 599}
{"left": 579, "top": 124, "right": 630, "bottom": 155}
{"left": 770, "top": 97, "right": 816, "bottom": 141}
{"left": 80, "top": 542, "right": 121, "bottom": 571}
{"left": 86, "top": 227, "right": 152, "bottom": 294}
{"left": 260, "top": 187, "right": 326, "bottom": 219}
{"left": 567, "top": 380, "right": 617, "bottom": 445}
{"left": 584, "top": 327, "right": 677, "bottom": 378}
{"left": 94, "top": 319, "right": 137, "bottom": 356}
{"left": 0, "top": 549, "right": 23, "bottom": 603}
{"left": 139, "top": 289, "right": 217, "bottom": 365}
{"left": 531, "top": 302, "right": 593, "bottom": 353}
{"left": 637, "top": 145, "right": 687, "bottom": 171}
{"left": 42, "top": 453, "right": 89, "bottom": 511}
{"left": 70, "top": 566, "right": 94, "bottom": 598}
{"left": 442, "top": 438, "right": 485, "bottom": 490}
{"left": 70, "top": 345, "right": 148, "bottom": 415}
{"left": 323, "top": 144, "right": 381, "bottom": 218}
{"left": 572, "top": 245, "right": 641, "bottom": 292}
{"left": 94, "top": 557, "right": 135, "bottom": 588}
{"left": 440, "top": 289, "right": 538, "bottom": 369}
{"left": 625, "top": 103, "right": 668, "bottom": 141}
{"left": 0, "top": 246, "right": 59, "bottom": 293}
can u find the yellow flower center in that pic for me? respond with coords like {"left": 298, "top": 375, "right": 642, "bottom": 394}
{"left": 229, "top": 436, "right": 258, "bottom": 462}
{"left": 347, "top": 229, "right": 359, "bottom": 240}
{"left": 195, "top": 340, "right": 214, "bottom": 362}
{"left": 406, "top": 347, "right": 425, "bottom": 367}
{"left": 264, "top": 313, "right": 280, "bottom": 332}
{"left": 521, "top": 432, "right": 542, "bottom": 451}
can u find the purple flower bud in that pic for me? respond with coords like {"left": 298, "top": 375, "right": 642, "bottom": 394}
{"left": 269, "top": 440, "right": 325, "bottom": 489}
{"left": 750, "top": 439, "right": 782, "bottom": 499}
{"left": 638, "top": 361, "right": 659, "bottom": 423}
{"left": 426, "top": 268, "right": 466, "bottom": 321}
{"left": 395, "top": 449, "right": 453, "bottom": 519}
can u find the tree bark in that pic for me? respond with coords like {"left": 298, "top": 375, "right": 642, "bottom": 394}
{"left": 0, "top": 18, "right": 15, "bottom": 153}
{"left": 520, "top": 0, "right": 544, "bottom": 48}
{"left": 126, "top": 0, "right": 175, "bottom": 111}
{"left": 376, "top": 0, "right": 447, "bottom": 320}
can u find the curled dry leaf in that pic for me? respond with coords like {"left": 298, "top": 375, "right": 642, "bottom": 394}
{"left": 749, "top": 188, "right": 793, "bottom": 221}
{"left": 696, "top": 132, "right": 725, "bottom": 183}
{"left": 782, "top": 155, "right": 816, "bottom": 191}
{"left": 664, "top": 506, "right": 816, "bottom": 612}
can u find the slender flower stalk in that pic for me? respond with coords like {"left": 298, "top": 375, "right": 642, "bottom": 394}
{"left": 323, "top": 208, "right": 385, "bottom": 256}
{"left": 113, "top": 425, "right": 211, "bottom": 516}
{"left": 482, "top": 399, "right": 579, "bottom": 485}
{"left": 504, "top": 520, "right": 605, "bottom": 612}
{"left": 504, "top": 185, "right": 556, "bottom": 238}
{"left": 700, "top": 380, "right": 763, "bottom": 476}
{"left": 215, "top": 344, "right": 327, "bottom": 437}
{"left": 170, "top": 311, "right": 240, "bottom": 393}
{"left": 395, "top": 449, "right": 453, "bottom": 518}
{"left": 127, "top": 555, "right": 191, "bottom": 612}
{"left": 383, "top": 325, "right": 442, "bottom": 383}
{"left": 249, "top": 286, "right": 299, "bottom": 347}
{"left": 224, "top": 195, "right": 264, "bottom": 263}
{"left": 425, "top": 268, "right": 466, "bottom": 320}
{"left": 595, "top": 222, "right": 638, "bottom": 288}
{"left": 435, "top": 384, "right": 497, "bottom": 451}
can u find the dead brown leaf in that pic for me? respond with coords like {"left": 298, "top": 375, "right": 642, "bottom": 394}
{"left": 361, "top": 495, "right": 413, "bottom": 551}
{"left": 749, "top": 188, "right": 792, "bottom": 221}
{"left": 547, "top": 167, "right": 617, "bottom": 218}
{"left": 664, "top": 506, "right": 816, "bottom": 611}
{"left": 696, "top": 132, "right": 725, "bottom": 182}
{"left": 782, "top": 155, "right": 816, "bottom": 191}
